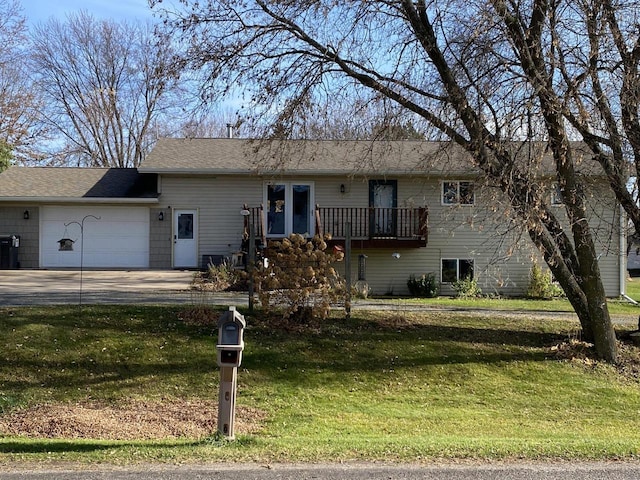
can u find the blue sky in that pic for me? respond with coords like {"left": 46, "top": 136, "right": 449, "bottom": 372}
{"left": 22, "top": 0, "right": 154, "bottom": 24}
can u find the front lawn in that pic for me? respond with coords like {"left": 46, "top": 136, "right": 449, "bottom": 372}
{"left": 370, "top": 275, "right": 640, "bottom": 318}
{"left": 0, "top": 304, "right": 639, "bottom": 464}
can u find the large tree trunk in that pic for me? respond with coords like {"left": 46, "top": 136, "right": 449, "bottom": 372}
{"left": 496, "top": 159, "right": 617, "bottom": 362}
{"left": 550, "top": 227, "right": 617, "bottom": 361}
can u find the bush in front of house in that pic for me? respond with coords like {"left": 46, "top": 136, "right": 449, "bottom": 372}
{"left": 206, "top": 259, "right": 236, "bottom": 291}
{"left": 452, "top": 276, "right": 482, "bottom": 298}
{"left": 527, "top": 262, "right": 564, "bottom": 299}
{"left": 407, "top": 273, "right": 439, "bottom": 298}
{"left": 255, "top": 233, "right": 345, "bottom": 322}
{"left": 194, "top": 258, "right": 246, "bottom": 292}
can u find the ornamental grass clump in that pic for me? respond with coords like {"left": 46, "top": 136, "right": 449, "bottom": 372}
{"left": 527, "top": 262, "right": 564, "bottom": 299}
{"left": 255, "top": 234, "right": 345, "bottom": 322}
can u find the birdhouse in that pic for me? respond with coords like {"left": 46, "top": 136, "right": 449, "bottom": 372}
{"left": 57, "top": 238, "right": 75, "bottom": 251}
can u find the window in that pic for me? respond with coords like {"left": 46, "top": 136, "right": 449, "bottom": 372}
{"left": 442, "top": 181, "right": 474, "bottom": 205}
{"left": 265, "top": 182, "right": 314, "bottom": 237}
{"left": 441, "top": 258, "right": 474, "bottom": 283}
{"left": 177, "top": 213, "right": 194, "bottom": 239}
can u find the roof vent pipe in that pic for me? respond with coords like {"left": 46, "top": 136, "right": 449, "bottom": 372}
{"left": 226, "top": 124, "right": 233, "bottom": 139}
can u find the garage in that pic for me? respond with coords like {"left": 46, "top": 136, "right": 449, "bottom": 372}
{"left": 40, "top": 206, "right": 150, "bottom": 268}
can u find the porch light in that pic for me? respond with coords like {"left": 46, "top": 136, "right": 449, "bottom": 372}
{"left": 392, "top": 252, "right": 401, "bottom": 259}
{"left": 340, "top": 184, "right": 346, "bottom": 193}
{"left": 158, "top": 211, "right": 164, "bottom": 221}
{"left": 23, "top": 210, "right": 29, "bottom": 220}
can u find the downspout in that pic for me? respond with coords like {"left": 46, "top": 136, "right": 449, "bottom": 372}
{"left": 620, "top": 204, "right": 638, "bottom": 304}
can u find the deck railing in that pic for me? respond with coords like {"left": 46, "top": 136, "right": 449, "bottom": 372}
{"left": 244, "top": 204, "right": 428, "bottom": 245}
{"left": 315, "top": 206, "right": 428, "bottom": 240}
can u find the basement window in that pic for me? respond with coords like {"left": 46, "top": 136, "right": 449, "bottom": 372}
{"left": 441, "top": 258, "right": 474, "bottom": 283}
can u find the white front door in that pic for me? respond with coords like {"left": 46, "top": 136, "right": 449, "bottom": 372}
{"left": 173, "top": 209, "right": 198, "bottom": 268}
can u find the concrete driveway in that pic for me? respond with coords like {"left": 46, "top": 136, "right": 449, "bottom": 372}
{"left": 0, "top": 269, "right": 248, "bottom": 306}
{"left": 1, "top": 270, "right": 636, "bottom": 328}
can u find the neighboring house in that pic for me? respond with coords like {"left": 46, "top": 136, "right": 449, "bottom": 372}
{"left": 0, "top": 138, "right": 627, "bottom": 297}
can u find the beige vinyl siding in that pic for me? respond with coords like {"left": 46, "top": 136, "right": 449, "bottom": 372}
{"left": 158, "top": 175, "right": 262, "bottom": 266}
{"left": 582, "top": 184, "right": 624, "bottom": 297}
{"left": 343, "top": 178, "right": 539, "bottom": 296}
{"left": 155, "top": 172, "right": 623, "bottom": 297}
{"left": 340, "top": 176, "right": 623, "bottom": 298}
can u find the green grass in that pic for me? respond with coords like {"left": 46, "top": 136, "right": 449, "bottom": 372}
{"left": 1, "top": 304, "right": 639, "bottom": 464}
{"left": 626, "top": 276, "right": 640, "bottom": 302}
{"left": 373, "top": 276, "right": 640, "bottom": 317}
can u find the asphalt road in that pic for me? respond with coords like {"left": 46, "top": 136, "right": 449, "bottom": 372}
{"left": 2, "top": 462, "right": 640, "bottom": 479}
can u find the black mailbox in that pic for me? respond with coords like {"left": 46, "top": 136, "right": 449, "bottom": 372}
{"left": 216, "top": 307, "right": 246, "bottom": 367}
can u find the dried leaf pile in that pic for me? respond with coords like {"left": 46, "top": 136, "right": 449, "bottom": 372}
{"left": 0, "top": 400, "right": 265, "bottom": 440}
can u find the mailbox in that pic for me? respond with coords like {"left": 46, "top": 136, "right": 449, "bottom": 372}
{"left": 216, "top": 306, "right": 246, "bottom": 367}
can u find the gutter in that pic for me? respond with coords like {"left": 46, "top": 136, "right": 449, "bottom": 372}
{"left": 0, "top": 197, "right": 159, "bottom": 204}
{"left": 136, "top": 167, "right": 476, "bottom": 177}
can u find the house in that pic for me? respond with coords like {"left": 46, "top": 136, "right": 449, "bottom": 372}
{"left": 0, "top": 138, "right": 627, "bottom": 297}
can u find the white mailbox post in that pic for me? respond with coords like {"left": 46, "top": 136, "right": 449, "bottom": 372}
{"left": 215, "top": 306, "right": 246, "bottom": 439}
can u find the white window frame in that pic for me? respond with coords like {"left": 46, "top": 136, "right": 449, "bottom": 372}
{"left": 441, "top": 180, "right": 475, "bottom": 206}
{"left": 441, "top": 258, "right": 475, "bottom": 284}
{"left": 264, "top": 181, "right": 315, "bottom": 238}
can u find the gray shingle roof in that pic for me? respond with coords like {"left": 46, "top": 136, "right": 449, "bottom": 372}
{"left": 0, "top": 167, "right": 158, "bottom": 200}
{"left": 139, "top": 138, "right": 474, "bottom": 175}
{"left": 139, "top": 137, "right": 606, "bottom": 178}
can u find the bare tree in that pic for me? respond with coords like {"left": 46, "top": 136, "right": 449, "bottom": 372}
{"left": 157, "top": 105, "right": 243, "bottom": 138}
{"left": 542, "top": 0, "right": 640, "bottom": 236}
{"left": 0, "top": 0, "right": 42, "bottom": 169}
{"left": 154, "top": 0, "right": 625, "bottom": 361}
{"left": 29, "top": 11, "right": 181, "bottom": 167}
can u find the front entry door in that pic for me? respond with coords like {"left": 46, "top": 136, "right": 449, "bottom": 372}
{"left": 173, "top": 209, "right": 198, "bottom": 268}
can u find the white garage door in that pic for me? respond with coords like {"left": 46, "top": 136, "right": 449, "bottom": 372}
{"left": 41, "top": 206, "right": 149, "bottom": 268}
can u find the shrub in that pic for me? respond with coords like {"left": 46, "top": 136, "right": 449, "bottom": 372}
{"left": 353, "top": 280, "right": 371, "bottom": 299}
{"left": 207, "top": 259, "right": 234, "bottom": 290}
{"left": 199, "top": 258, "right": 246, "bottom": 292}
{"left": 452, "top": 276, "right": 482, "bottom": 298}
{"left": 254, "top": 234, "right": 345, "bottom": 322}
{"left": 407, "top": 273, "right": 439, "bottom": 298}
{"left": 527, "top": 263, "right": 564, "bottom": 299}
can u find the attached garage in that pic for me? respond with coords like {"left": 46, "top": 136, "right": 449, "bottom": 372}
{"left": 0, "top": 167, "right": 160, "bottom": 269}
{"left": 40, "top": 206, "right": 150, "bottom": 268}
